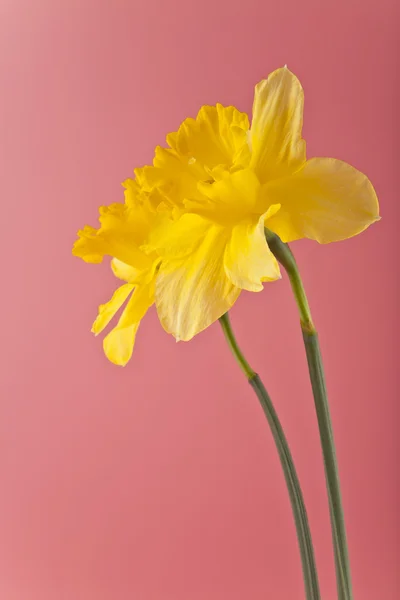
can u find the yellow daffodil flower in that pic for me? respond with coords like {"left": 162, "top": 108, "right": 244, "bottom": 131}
{"left": 130, "top": 67, "right": 379, "bottom": 342}
{"left": 73, "top": 197, "right": 161, "bottom": 366}
{"left": 74, "top": 66, "right": 379, "bottom": 361}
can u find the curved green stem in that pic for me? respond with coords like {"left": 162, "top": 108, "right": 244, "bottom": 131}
{"left": 219, "top": 313, "right": 321, "bottom": 600}
{"left": 266, "top": 229, "right": 353, "bottom": 600}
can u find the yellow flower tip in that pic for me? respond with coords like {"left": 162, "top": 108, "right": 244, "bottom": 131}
{"left": 73, "top": 226, "right": 95, "bottom": 245}
{"left": 166, "top": 131, "right": 177, "bottom": 148}
{"left": 122, "top": 177, "right": 138, "bottom": 192}
{"left": 99, "top": 203, "right": 124, "bottom": 217}
{"left": 108, "top": 353, "right": 129, "bottom": 367}
{"left": 72, "top": 227, "right": 104, "bottom": 263}
{"left": 154, "top": 145, "right": 166, "bottom": 161}
{"left": 103, "top": 323, "right": 139, "bottom": 367}
{"left": 71, "top": 238, "right": 80, "bottom": 256}
{"left": 133, "top": 167, "right": 142, "bottom": 180}
{"left": 264, "top": 203, "right": 282, "bottom": 221}
{"left": 91, "top": 303, "right": 108, "bottom": 336}
{"left": 103, "top": 341, "right": 130, "bottom": 367}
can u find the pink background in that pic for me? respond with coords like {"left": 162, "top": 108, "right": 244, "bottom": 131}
{"left": 1, "top": 1, "right": 398, "bottom": 598}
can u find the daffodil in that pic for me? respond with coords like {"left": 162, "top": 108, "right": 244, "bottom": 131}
{"left": 133, "top": 67, "right": 379, "bottom": 342}
{"left": 73, "top": 67, "right": 379, "bottom": 357}
{"left": 72, "top": 67, "right": 380, "bottom": 598}
{"left": 73, "top": 195, "right": 161, "bottom": 366}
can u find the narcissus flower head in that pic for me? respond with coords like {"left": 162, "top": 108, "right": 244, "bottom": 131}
{"left": 73, "top": 67, "right": 379, "bottom": 364}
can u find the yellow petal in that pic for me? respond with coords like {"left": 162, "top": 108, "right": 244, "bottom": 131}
{"left": 91, "top": 283, "right": 134, "bottom": 335}
{"left": 104, "top": 322, "right": 141, "bottom": 367}
{"left": 153, "top": 215, "right": 240, "bottom": 341}
{"left": 185, "top": 169, "right": 263, "bottom": 226}
{"left": 175, "top": 104, "right": 250, "bottom": 169}
{"left": 198, "top": 168, "right": 260, "bottom": 214}
{"left": 136, "top": 105, "right": 251, "bottom": 212}
{"left": 72, "top": 225, "right": 104, "bottom": 263}
{"left": 136, "top": 148, "right": 205, "bottom": 211}
{"left": 121, "top": 177, "right": 141, "bottom": 207}
{"left": 224, "top": 211, "right": 281, "bottom": 292}
{"left": 111, "top": 259, "right": 141, "bottom": 283}
{"left": 265, "top": 158, "right": 380, "bottom": 244}
{"left": 250, "top": 67, "right": 306, "bottom": 183}
{"left": 72, "top": 202, "right": 154, "bottom": 270}
{"left": 147, "top": 212, "right": 209, "bottom": 258}
{"left": 103, "top": 281, "right": 154, "bottom": 366}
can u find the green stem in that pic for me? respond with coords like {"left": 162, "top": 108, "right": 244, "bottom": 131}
{"left": 266, "top": 229, "right": 353, "bottom": 600}
{"left": 219, "top": 313, "right": 320, "bottom": 600}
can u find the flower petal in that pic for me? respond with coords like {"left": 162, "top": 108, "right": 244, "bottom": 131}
{"left": 250, "top": 67, "right": 306, "bottom": 182}
{"left": 111, "top": 259, "right": 141, "bottom": 283}
{"left": 121, "top": 177, "right": 141, "bottom": 207}
{"left": 91, "top": 283, "right": 134, "bottom": 336}
{"left": 188, "top": 168, "right": 261, "bottom": 224}
{"left": 175, "top": 104, "right": 250, "bottom": 170}
{"left": 103, "top": 281, "right": 155, "bottom": 366}
{"left": 104, "top": 322, "right": 141, "bottom": 367}
{"left": 147, "top": 213, "right": 210, "bottom": 258}
{"left": 153, "top": 215, "right": 240, "bottom": 341}
{"left": 72, "top": 225, "right": 104, "bottom": 263}
{"left": 224, "top": 212, "right": 281, "bottom": 292}
{"left": 199, "top": 167, "right": 260, "bottom": 209}
{"left": 136, "top": 105, "right": 251, "bottom": 212}
{"left": 265, "top": 158, "right": 380, "bottom": 244}
{"left": 73, "top": 203, "right": 155, "bottom": 270}
{"left": 136, "top": 147, "right": 206, "bottom": 211}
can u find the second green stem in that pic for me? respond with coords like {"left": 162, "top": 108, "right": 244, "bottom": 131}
{"left": 266, "top": 229, "right": 353, "bottom": 600}
{"left": 220, "top": 313, "right": 320, "bottom": 600}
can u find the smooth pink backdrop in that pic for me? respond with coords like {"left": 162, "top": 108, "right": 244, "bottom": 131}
{"left": 1, "top": 1, "right": 398, "bottom": 598}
